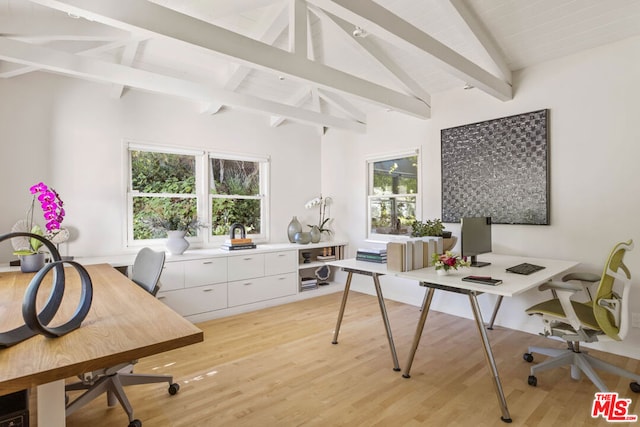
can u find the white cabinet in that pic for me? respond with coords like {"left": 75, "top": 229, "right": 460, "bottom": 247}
{"left": 158, "top": 283, "right": 227, "bottom": 316}
{"left": 159, "top": 262, "right": 184, "bottom": 291}
{"left": 265, "top": 251, "right": 297, "bottom": 275}
{"left": 227, "top": 254, "right": 265, "bottom": 281}
{"left": 228, "top": 273, "right": 297, "bottom": 307}
{"left": 185, "top": 258, "right": 227, "bottom": 288}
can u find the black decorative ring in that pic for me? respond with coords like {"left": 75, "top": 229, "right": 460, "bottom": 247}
{"left": 0, "top": 232, "right": 74, "bottom": 347}
{"left": 22, "top": 260, "right": 93, "bottom": 338}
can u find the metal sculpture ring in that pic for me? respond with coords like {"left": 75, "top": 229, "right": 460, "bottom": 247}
{"left": 22, "top": 260, "right": 93, "bottom": 338}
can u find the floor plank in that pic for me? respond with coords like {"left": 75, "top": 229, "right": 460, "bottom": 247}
{"left": 30, "top": 291, "right": 640, "bottom": 426}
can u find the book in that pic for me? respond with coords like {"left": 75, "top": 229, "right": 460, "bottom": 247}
{"left": 224, "top": 238, "right": 253, "bottom": 245}
{"left": 220, "top": 243, "right": 257, "bottom": 251}
{"left": 386, "top": 242, "right": 406, "bottom": 271}
{"left": 356, "top": 256, "right": 387, "bottom": 263}
{"left": 357, "top": 248, "right": 387, "bottom": 255}
{"left": 462, "top": 276, "right": 503, "bottom": 286}
{"left": 356, "top": 252, "right": 387, "bottom": 260}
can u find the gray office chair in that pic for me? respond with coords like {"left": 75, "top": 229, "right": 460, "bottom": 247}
{"left": 65, "top": 248, "right": 179, "bottom": 427}
{"left": 523, "top": 240, "right": 640, "bottom": 393}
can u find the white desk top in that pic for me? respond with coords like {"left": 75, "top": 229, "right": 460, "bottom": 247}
{"left": 328, "top": 253, "right": 579, "bottom": 297}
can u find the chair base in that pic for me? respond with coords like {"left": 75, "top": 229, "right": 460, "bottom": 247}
{"left": 526, "top": 345, "right": 640, "bottom": 392}
{"left": 66, "top": 369, "right": 177, "bottom": 423}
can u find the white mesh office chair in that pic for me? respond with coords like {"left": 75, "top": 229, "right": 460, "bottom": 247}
{"left": 65, "top": 248, "right": 179, "bottom": 427}
{"left": 523, "top": 240, "right": 640, "bottom": 393}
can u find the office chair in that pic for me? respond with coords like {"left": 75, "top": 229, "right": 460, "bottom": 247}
{"left": 523, "top": 240, "right": 640, "bottom": 393}
{"left": 65, "top": 248, "right": 179, "bottom": 427}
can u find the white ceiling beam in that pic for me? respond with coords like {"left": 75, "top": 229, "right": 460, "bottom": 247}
{"left": 307, "top": 0, "right": 512, "bottom": 101}
{"left": 447, "top": 0, "right": 511, "bottom": 83}
{"left": 110, "top": 39, "right": 140, "bottom": 98}
{"left": 310, "top": 6, "right": 431, "bottom": 111}
{"left": 317, "top": 88, "right": 366, "bottom": 123}
{"left": 204, "top": 1, "right": 289, "bottom": 115}
{"left": 270, "top": 86, "right": 310, "bottom": 127}
{"left": 0, "top": 37, "right": 365, "bottom": 133}
{"left": 28, "top": 0, "right": 429, "bottom": 119}
{"left": 0, "top": 38, "right": 136, "bottom": 78}
{"left": 289, "top": 0, "right": 307, "bottom": 58}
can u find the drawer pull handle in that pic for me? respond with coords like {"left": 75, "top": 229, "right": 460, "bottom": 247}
{"left": 203, "top": 289, "right": 214, "bottom": 292}
{"left": 243, "top": 282, "right": 252, "bottom": 286}
{"left": 243, "top": 257, "right": 253, "bottom": 261}
{"left": 278, "top": 254, "right": 286, "bottom": 257}
{"left": 157, "top": 296, "right": 166, "bottom": 300}
{"left": 203, "top": 261, "right": 213, "bottom": 265}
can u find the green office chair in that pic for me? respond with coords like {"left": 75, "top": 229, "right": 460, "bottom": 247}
{"left": 65, "top": 248, "right": 180, "bottom": 427}
{"left": 523, "top": 240, "right": 640, "bottom": 392}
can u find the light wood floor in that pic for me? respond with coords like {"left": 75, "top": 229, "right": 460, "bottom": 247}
{"left": 34, "top": 291, "right": 640, "bottom": 426}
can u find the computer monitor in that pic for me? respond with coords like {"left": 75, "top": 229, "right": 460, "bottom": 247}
{"left": 461, "top": 216, "right": 492, "bottom": 267}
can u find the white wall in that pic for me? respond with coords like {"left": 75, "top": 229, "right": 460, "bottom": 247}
{"left": 0, "top": 73, "right": 323, "bottom": 259}
{"left": 321, "top": 35, "right": 640, "bottom": 359}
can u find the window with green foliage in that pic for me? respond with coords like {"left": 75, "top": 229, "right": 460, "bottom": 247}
{"left": 367, "top": 151, "right": 420, "bottom": 238}
{"left": 129, "top": 149, "right": 199, "bottom": 240}
{"left": 209, "top": 156, "right": 266, "bottom": 237}
{"left": 127, "top": 144, "right": 269, "bottom": 246}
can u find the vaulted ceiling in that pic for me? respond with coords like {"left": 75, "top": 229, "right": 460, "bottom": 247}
{"left": 1, "top": 0, "right": 640, "bottom": 133}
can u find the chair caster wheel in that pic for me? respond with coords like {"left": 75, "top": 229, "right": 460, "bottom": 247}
{"left": 128, "top": 419, "right": 142, "bottom": 427}
{"left": 630, "top": 382, "right": 640, "bottom": 393}
{"left": 523, "top": 353, "right": 534, "bottom": 363}
{"left": 168, "top": 383, "right": 180, "bottom": 395}
{"left": 528, "top": 375, "right": 537, "bottom": 387}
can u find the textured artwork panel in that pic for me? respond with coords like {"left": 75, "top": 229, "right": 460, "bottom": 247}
{"left": 441, "top": 109, "right": 549, "bottom": 225}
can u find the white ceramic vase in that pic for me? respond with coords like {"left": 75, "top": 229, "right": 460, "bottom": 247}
{"left": 310, "top": 225, "right": 321, "bottom": 243}
{"left": 166, "top": 230, "right": 189, "bottom": 255}
{"left": 436, "top": 268, "right": 449, "bottom": 276}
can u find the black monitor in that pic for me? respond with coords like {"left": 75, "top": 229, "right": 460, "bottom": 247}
{"left": 461, "top": 216, "right": 492, "bottom": 267}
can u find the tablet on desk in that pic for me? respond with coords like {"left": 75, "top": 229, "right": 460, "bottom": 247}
{"left": 506, "top": 263, "right": 545, "bottom": 275}
{"left": 462, "top": 276, "right": 503, "bottom": 286}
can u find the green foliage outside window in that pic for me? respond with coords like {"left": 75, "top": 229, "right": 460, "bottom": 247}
{"left": 210, "top": 158, "right": 262, "bottom": 236}
{"left": 131, "top": 150, "right": 198, "bottom": 240}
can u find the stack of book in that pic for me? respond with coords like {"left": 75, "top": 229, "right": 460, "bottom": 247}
{"left": 220, "top": 237, "right": 256, "bottom": 251}
{"left": 356, "top": 248, "right": 387, "bottom": 263}
{"left": 300, "top": 276, "right": 318, "bottom": 291}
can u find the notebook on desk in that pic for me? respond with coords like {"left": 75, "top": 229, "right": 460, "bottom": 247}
{"left": 506, "top": 263, "right": 545, "bottom": 275}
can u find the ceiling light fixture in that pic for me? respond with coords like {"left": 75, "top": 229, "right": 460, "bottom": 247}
{"left": 352, "top": 26, "right": 367, "bottom": 38}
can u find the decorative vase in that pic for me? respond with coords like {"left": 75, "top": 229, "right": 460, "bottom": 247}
{"left": 310, "top": 225, "right": 321, "bottom": 243}
{"left": 294, "top": 231, "right": 311, "bottom": 244}
{"left": 436, "top": 268, "right": 449, "bottom": 276}
{"left": 166, "top": 230, "right": 189, "bottom": 255}
{"left": 287, "top": 216, "right": 302, "bottom": 243}
{"left": 20, "top": 253, "right": 46, "bottom": 273}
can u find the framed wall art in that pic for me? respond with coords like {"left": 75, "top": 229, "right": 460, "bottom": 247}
{"left": 441, "top": 109, "right": 549, "bottom": 225}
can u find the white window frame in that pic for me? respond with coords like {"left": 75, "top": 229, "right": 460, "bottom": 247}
{"left": 124, "top": 142, "right": 271, "bottom": 248}
{"left": 207, "top": 151, "right": 270, "bottom": 244}
{"left": 366, "top": 148, "right": 421, "bottom": 242}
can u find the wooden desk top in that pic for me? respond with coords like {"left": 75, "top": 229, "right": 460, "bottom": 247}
{"left": 0, "top": 263, "right": 204, "bottom": 395}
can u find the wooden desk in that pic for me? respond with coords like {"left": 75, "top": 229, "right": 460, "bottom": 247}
{"left": 329, "top": 254, "right": 579, "bottom": 424}
{"left": 0, "top": 263, "right": 204, "bottom": 427}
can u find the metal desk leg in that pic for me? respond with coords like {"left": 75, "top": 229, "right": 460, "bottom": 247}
{"left": 402, "top": 287, "right": 435, "bottom": 378}
{"left": 469, "top": 293, "right": 512, "bottom": 423}
{"left": 372, "top": 273, "right": 401, "bottom": 371}
{"left": 486, "top": 295, "right": 503, "bottom": 330}
{"left": 332, "top": 271, "right": 353, "bottom": 344}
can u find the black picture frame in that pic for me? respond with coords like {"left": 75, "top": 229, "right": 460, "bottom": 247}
{"left": 441, "top": 109, "right": 549, "bottom": 225}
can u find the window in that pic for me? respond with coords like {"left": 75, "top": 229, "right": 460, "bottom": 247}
{"left": 367, "top": 150, "right": 420, "bottom": 239}
{"left": 209, "top": 154, "right": 268, "bottom": 239}
{"left": 126, "top": 143, "right": 269, "bottom": 246}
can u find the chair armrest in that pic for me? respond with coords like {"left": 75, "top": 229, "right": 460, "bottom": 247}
{"left": 562, "top": 272, "right": 600, "bottom": 283}
{"left": 538, "top": 280, "right": 583, "bottom": 293}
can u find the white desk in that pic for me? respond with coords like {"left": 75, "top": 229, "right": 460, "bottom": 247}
{"left": 329, "top": 254, "right": 579, "bottom": 423}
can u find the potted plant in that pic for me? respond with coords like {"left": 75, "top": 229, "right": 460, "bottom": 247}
{"left": 410, "top": 218, "right": 456, "bottom": 252}
{"left": 304, "top": 195, "right": 333, "bottom": 242}
{"left": 145, "top": 213, "right": 206, "bottom": 255}
{"left": 12, "top": 182, "right": 66, "bottom": 272}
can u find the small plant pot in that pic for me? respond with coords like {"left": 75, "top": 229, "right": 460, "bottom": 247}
{"left": 441, "top": 230, "right": 452, "bottom": 238}
{"left": 20, "top": 253, "right": 46, "bottom": 273}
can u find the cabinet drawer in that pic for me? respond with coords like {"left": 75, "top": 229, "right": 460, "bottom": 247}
{"left": 227, "top": 254, "right": 265, "bottom": 281}
{"left": 228, "top": 273, "right": 296, "bottom": 307}
{"left": 157, "top": 284, "right": 227, "bottom": 316}
{"left": 185, "top": 258, "right": 227, "bottom": 288}
{"left": 159, "top": 262, "right": 184, "bottom": 291}
{"left": 265, "top": 251, "right": 297, "bottom": 275}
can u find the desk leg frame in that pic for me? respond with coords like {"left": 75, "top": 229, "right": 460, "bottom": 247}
{"left": 332, "top": 271, "right": 400, "bottom": 372}
{"left": 403, "top": 286, "right": 512, "bottom": 423}
{"left": 38, "top": 379, "right": 66, "bottom": 427}
{"left": 469, "top": 293, "right": 512, "bottom": 423}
